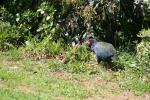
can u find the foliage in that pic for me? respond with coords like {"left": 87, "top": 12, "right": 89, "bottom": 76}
{"left": 0, "top": 1, "right": 56, "bottom": 51}
{"left": 36, "top": 2, "right": 55, "bottom": 38}
{"left": 66, "top": 45, "right": 93, "bottom": 63}
{"left": 53, "top": 0, "right": 150, "bottom": 47}
{"left": 14, "top": 1, "right": 55, "bottom": 38}
{"left": 0, "top": 21, "right": 22, "bottom": 50}
{"left": 0, "top": 0, "right": 150, "bottom": 48}
{"left": 22, "top": 37, "right": 65, "bottom": 60}
{"left": 136, "top": 29, "right": 150, "bottom": 74}
{"left": 143, "top": 0, "right": 150, "bottom": 29}
{"left": 117, "top": 52, "right": 138, "bottom": 70}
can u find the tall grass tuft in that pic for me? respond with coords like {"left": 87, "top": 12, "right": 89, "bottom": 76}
{"left": 22, "top": 37, "right": 65, "bottom": 60}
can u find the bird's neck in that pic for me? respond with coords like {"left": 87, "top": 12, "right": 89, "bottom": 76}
{"left": 91, "top": 42, "right": 96, "bottom": 51}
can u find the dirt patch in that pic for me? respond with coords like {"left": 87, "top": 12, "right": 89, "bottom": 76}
{"left": 2, "top": 58, "right": 20, "bottom": 70}
{"left": 145, "top": 92, "right": 150, "bottom": 100}
{"left": 16, "top": 85, "right": 35, "bottom": 94}
{"left": 49, "top": 71, "right": 72, "bottom": 81}
{"left": 82, "top": 76, "right": 146, "bottom": 100}
{"left": 101, "top": 93, "right": 143, "bottom": 100}
{"left": 53, "top": 96, "right": 72, "bottom": 100}
{"left": 81, "top": 75, "right": 119, "bottom": 90}
{"left": 87, "top": 90, "right": 146, "bottom": 100}
{"left": 3, "top": 58, "right": 14, "bottom": 66}
{"left": 49, "top": 71, "right": 147, "bottom": 100}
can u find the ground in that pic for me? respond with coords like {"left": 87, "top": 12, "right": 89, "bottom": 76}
{"left": 0, "top": 52, "right": 150, "bottom": 100}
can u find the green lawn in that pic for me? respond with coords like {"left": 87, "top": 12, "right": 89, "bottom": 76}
{"left": 0, "top": 52, "right": 149, "bottom": 100}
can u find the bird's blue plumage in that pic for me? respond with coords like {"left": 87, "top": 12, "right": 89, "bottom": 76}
{"left": 87, "top": 38, "right": 116, "bottom": 63}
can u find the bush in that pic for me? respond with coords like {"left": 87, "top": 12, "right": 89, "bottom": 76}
{"left": 36, "top": 2, "right": 55, "bottom": 37}
{"left": 0, "top": 1, "right": 55, "bottom": 50}
{"left": 14, "top": 1, "right": 55, "bottom": 38}
{"left": 115, "top": 51, "right": 134, "bottom": 71}
{"left": 65, "top": 45, "right": 93, "bottom": 63}
{"left": 22, "top": 37, "right": 65, "bottom": 60}
{"left": 136, "top": 29, "right": 150, "bottom": 73}
{"left": 0, "top": 21, "right": 23, "bottom": 50}
{"left": 1, "top": 0, "right": 150, "bottom": 48}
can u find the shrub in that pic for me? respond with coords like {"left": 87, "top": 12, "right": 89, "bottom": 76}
{"left": 0, "top": 21, "right": 23, "bottom": 50}
{"left": 136, "top": 29, "right": 150, "bottom": 73}
{"left": 115, "top": 51, "right": 137, "bottom": 71}
{"left": 22, "top": 37, "right": 65, "bottom": 60}
{"left": 65, "top": 45, "right": 93, "bottom": 63}
{"left": 0, "top": 1, "right": 55, "bottom": 50}
{"left": 36, "top": 2, "right": 55, "bottom": 38}
{"left": 15, "top": 1, "right": 55, "bottom": 38}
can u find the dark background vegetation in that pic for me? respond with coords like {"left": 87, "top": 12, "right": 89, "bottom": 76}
{"left": 0, "top": 0, "right": 149, "bottom": 45}
{"left": 0, "top": 0, "right": 150, "bottom": 78}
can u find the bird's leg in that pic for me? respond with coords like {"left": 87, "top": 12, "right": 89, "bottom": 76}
{"left": 104, "top": 62, "right": 107, "bottom": 70}
{"left": 97, "top": 59, "right": 100, "bottom": 64}
{"left": 104, "top": 62, "right": 109, "bottom": 71}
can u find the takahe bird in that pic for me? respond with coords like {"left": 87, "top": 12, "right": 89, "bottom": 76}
{"left": 85, "top": 37, "right": 117, "bottom": 69}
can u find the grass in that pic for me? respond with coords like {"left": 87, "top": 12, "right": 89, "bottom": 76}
{"left": 0, "top": 68, "right": 89, "bottom": 100}
{"left": 122, "top": 81, "right": 150, "bottom": 95}
{"left": 0, "top": 49, "right": 150, "bottom": 99}
{"left": 0, "top": 51, "right": 91, "bottom": 100}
